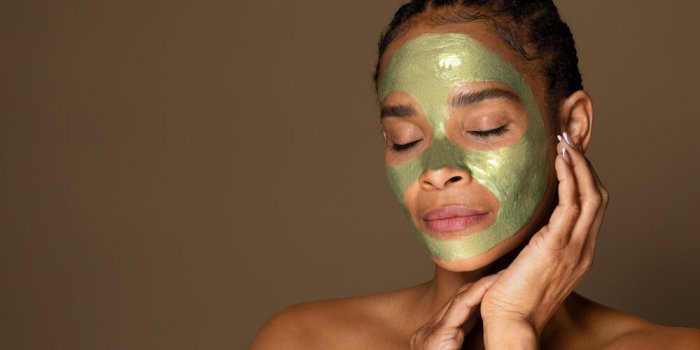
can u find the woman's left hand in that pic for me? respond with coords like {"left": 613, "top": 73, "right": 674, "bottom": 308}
{"left": 480, "top": 134, "right": 609, "bottom": 348}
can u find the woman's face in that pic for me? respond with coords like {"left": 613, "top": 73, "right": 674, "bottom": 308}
{"left": 378, "top": 23, "right": 557, "bottom": 271}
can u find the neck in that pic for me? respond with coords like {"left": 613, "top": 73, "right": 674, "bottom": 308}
{"left": 423, "top": 243, "right": 523, "bottom": 314}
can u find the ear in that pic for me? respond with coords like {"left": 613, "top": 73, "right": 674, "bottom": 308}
{"left": 558, "top": 90, "right": 594, "bottom": 152}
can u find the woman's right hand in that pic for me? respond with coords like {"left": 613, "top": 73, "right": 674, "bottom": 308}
{"left": 410, "top": 273, "right": 500, "bottom": 350}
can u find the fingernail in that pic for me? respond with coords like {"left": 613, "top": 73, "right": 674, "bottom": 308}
{"left": 563, "top": 132, "right": 577, "bottom": 149}
{"left": 562, "top": 146, "right": 571, "bottom": 165}
{"left": 557, "top": 134, "right": 563, "bottom": 142}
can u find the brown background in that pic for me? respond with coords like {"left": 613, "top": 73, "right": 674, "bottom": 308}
{"left": 1, "top": 0, "right": 698, "bottom": 349}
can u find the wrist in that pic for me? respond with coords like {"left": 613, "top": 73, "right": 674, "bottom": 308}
{"left": 483, "top": 318, "right": 538, "bottom": 350}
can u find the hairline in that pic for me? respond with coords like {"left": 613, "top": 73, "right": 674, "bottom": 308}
{"left": 374, "top": 9, "right": 539, "bottom": 83}
{"left": 374, "top": 8, "right": 562, "bottom": 123}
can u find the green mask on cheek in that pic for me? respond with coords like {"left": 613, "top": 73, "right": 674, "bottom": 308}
{"left": 378, "top": 33, "right": 548, "bottom": 261}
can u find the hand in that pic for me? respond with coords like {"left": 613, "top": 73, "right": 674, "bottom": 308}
{"left": 480, "top": 134, "right": 609, "bottom": 345}
{"left": 410, "top": 273, "right": 500, "bottom": 350}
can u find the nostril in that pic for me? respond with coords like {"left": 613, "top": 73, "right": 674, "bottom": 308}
{"left": 419, "top": 170, "right": 468, "bottom": 190}
{"left": 446, "top": 175, "right": 462, "bottom": 184}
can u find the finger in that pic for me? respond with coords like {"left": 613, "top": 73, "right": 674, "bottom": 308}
{"left": 439, "top": 273, "right": 500, "bottom": 329}
{"left": 425, "top": 281, "right": 475, "bottom": 326}
{"left": 582, "top": 203, "right": 606, "bottom": 260}
{"left": 431, "top": 273, "right": 499, "bottom": 322}
{"left": 561, "top": 140, "right": 603, "bottom": 246}
{"left": 582, "top": 160, "right": 609, "bottom": 257}
{"left": 554, "top": 140, "right": 579, "bottom": 208}
{"left": 587, "top": 159, "right": 608, "bottom": 208}
{"left": 432, "top": 287, "right": 467, "bottom": 323}
{"left": 541, "top": 143, "right": 580, "bottom": 245}
{"left": 562, "top": 138, "right": 599, "bottom": 204}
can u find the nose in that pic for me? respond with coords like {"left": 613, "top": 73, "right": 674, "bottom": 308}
{"left": 419, "top": 167, "right": 471, "bottom": 190}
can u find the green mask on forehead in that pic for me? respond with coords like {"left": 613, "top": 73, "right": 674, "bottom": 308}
{"left": 378, "top": 33, "right": 548, "bottom": 261}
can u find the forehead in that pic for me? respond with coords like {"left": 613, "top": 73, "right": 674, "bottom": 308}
{"left": 378, "top": 33, "right": 523, "bottom": 101}
{"left": 378, "top": 20, "right": 545, "bottom": 100}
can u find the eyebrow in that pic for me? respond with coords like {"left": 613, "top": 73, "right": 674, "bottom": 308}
{"left": 450, "top": 88, "right": 520, "bottom": 108}
{"left": 380, "top": 88, "right": 520, "bottom": 119}
{"left": 380, "top": 104, "right": 417, "bottom": 119}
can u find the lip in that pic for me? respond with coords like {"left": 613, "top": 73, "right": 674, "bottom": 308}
{"left": 422, "top": 206, "right": 489, "bottom": 234}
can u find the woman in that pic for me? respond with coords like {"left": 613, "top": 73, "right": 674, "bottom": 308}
{"left": 250, "top": 1, "right": 700, "bottom": 348}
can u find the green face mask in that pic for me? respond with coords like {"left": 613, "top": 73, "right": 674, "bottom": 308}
{"left": 378, "top": 33, "right": 548, "bottom": 261}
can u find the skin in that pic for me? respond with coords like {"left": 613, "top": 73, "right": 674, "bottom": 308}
{"left": 250, "top": 13, "right": 700, "bottom": 350}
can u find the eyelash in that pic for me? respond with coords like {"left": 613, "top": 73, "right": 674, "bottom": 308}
{"left": 468, "top": 125, "right": 509, "bottom": 138}
{"left": 391, "top": 139, "right": 421, "bottom": 152}
{"left": 389, "top": 125, "right": 508, "bottom": 152}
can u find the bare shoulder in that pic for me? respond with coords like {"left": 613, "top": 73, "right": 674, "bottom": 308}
{"left": 572, "top": 295, "right": 700, "bottom": 350}
{"left": 604, "top": 318, "right": 700, "bottom": 350}
{"left": 248, "top": 300, "right": 342, "bottom": 350}
{"left": 249, "top": 284, "right": 425, "bottom": 350}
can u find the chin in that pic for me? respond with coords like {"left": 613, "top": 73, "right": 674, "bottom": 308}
{"left": 429, "top": 225, "right": 533, "bottom": 272}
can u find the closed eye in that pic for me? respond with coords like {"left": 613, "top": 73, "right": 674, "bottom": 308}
{"left": 468, "top": 125, "right": 509, "bottom": 138}
{"left": 392, "top": 139, "right": 421, "bottom": 151}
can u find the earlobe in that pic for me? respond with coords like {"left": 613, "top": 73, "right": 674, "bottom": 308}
{"left": 558, "top": 90, "right": 594, "bottom": 151}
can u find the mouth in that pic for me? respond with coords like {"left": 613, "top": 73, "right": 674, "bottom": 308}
{"left": 422, "top": 206, "right": 489, "bottom": 234}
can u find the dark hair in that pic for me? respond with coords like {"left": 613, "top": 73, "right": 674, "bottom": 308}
{"left": 374, "top": 0, "right": 583, "bottom": 119}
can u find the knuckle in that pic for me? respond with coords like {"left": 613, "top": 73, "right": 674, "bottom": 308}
{"left": 566, "top": 204, "right": 581, "bottom": 218}
{"left": 550, "top": 235, "right": 570, "bottom": 251}
{"left": 584, "top": 259, "right": 593, "bottom": 272}
{"left": 409, "top": 333, "right": 419, "bottom": 349}
{"left": 579, "top": 255, "right": 593, "bottom": 271}
{"left": 454, "top": 329, "right": 465, "bottom": 343}
{"left": 558, "top": 256, "right": 577, "bottom": 272}
{"left": 601, "top": 189, "right": 610, "bottom": 205}
{"left": 582, "top": 201, "right": 600, "bottom": 215}
{"left": 410, "top": 328, "right": 430, "bottom": 349}
{"left": 535, "top": 229, "right": 568, "bottom": 251}
{"left": 568, "top": 238, "right": 585, "bottom": 252}
{"left": 422, "top": 333, "right": 443, "bottom": 348}
{"left": 587, "top": 193, "right": 602, "bottom": 207}
{"left": 529, "top": 233, "right": 546, "bottom": 249}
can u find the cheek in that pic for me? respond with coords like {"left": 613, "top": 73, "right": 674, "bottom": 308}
{"left": 489, "top": 145, "right": 549, "bottom": 225}
{"left": 402, "top": 181, "right": 421, "bottom": 223}
{"left": 384, "top": 158, "right": 424, "bottom": 206}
